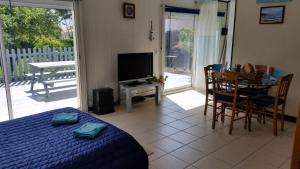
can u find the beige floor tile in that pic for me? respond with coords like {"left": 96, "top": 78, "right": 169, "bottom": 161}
{"left": 171, "top": 146, "right": 205, "bottom": 164}
{"left": 169, "top": 131, "right": 199, "bottom": 144}
{"left": 261, "top": 135, "right": 293, "bottom": 158}
{"left": 279, "top": 159, "right": 291, "bottom": 169}
{"left": 202, "top": 131, "right": 236, "bottom": 143}
{"left": 189, "top": 138, "right": 225, "bottom": 154}
{"left": 184, "top": 165, "right": 198, "bottom": 169}
{"left": 135, "top": 131, "right": 165, "bottom": 144}
{"left": 166, "top": 105, "right": 185, "bottom": 112}
{"left": 210, "top": 139, "right": 258, "bottom": 165}
{"left": 167, "top": 120, "right": 194, "bottom": 130}
{"left": 159, "top": 107, "right": 178, "bottom": 115}
{"left": 153, "top": 125, "right": 180, "bottom": 136}
{"left": 145, "top": 144, "right": 167, "bottom": 161}
{"left": 237, "top": 163, "right": 277, "bottom": 169}
{"left": 157, "top": 115, "right": 178, "bottom": 124}
{"left": 149, "top": 164, "right": 158, "bottom": 169}
{"left": 151, "top": 137, "right": 183, "bottom": 153}
{"left": 152, "top": 154, "right": 188, "bottom": 169}
{"left": 193, "top": 156, "right": 232, "bottom": 169}
{"left": 167, "top": 112, "right": 191, "bottom": 119}
{"left": 184, "top": 125, "right": 214, "bottom": 138}
{"left": 181, "top": 116, "right": 204, "bottom": 125}
{"left": 237, "top": 149, "right": 288, "bottom": 168}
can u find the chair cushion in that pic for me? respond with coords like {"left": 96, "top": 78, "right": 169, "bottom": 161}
{"left": 252, "top": 95, "right": 284, "bottom": 107}
{"left": 238, "top": 87, "right": 268, "bottom": 97}
{"left": 212, "top": 64, "right": 223, "bottom": 72}
{"left": 271, "top": 69, "right": 284, "bottom": 78}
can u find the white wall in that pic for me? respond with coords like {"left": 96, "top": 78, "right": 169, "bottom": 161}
{"left": 79, "top": 0, "right": 197, "bottom": 106}
{"left": 233, "top": 0, "right": 300, "bottom": 117}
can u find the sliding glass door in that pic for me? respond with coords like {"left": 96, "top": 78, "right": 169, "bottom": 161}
{"left": 0, "top": 22, "right": 11, "bottom": 121}
{"left": 164, "top": 11, "right": 196, "bottom": 91}
{"left": 0, "top": 0, "right": 79, "bottom": 120}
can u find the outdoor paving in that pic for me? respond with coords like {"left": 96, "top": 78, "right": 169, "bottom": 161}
{"left": 0, "top": 80, "right": 78, "bottom": 122}
{"left": 164, "top": 72, "right": 192, "bottom": 90}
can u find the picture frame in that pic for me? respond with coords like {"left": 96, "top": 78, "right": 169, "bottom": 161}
{"left": 256, "top": 0, "right": 291, "bottom": 4}
{"left": 123, "top": 3, "right": 135, "bottom": 19}
{"left": 260, "top": 6, "right": 285, "bottom": 24}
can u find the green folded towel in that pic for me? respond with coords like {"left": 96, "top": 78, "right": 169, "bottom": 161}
{"left": 52, "top": 112, "right": 78, "bottom": 125}
{"left": 73, "top": 122, "right": 107, "bottom": 139}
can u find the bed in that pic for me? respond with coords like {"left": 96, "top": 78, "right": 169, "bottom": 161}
{"left": 0, "top": 108, "right": 148, "bottom": 169}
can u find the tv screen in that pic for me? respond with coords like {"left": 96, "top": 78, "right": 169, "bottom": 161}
{"left": 118, "top": 52, "right": 153, "bottom": 82}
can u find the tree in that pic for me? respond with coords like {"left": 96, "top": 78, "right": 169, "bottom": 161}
{"left": 0, "top": 6, "right": 73, "bottom": 49}
{"left": 178, "top": 28, "right": 194, "bottom": 55}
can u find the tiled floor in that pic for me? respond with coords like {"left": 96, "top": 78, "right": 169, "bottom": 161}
{"left": 92, "top": 90, "right": 295, "bottom": 169}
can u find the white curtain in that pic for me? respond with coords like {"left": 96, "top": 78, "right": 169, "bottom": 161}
{"left": 192, "top": 0, "right": 221, "bottom": 91}
{"left": 73, "top": 0, "right": 88, "bottom": 112}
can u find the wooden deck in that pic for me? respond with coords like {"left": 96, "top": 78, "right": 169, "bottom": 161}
{"left": 0, "top": 80, "right": 78, "bottom": 122}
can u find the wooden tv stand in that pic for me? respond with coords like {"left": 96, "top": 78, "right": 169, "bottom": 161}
{"left": 119, "top": 82, "right": 161, "bottom": 112}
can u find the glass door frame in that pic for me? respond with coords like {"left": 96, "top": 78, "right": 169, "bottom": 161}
{"left": 0, "top": 20, "right": 13, "bottom": 120}
{"left": 0, "top": 0, "right": 86, "bottom": 120}
{"left": 161, "top": 5, "right": 197, "bottom": 93}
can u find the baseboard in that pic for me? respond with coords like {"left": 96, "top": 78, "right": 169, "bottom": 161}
{"left": 88, "top": 107, "right": 93, "bottom": 112}
{"left": 285, "top": 115, "right": 297, "bottom": 123}
{"left": 88, "top": 106, "right": 297, "bottom": 123}
{"left": 264, "top": 112, "right": 297, "bottom": 123}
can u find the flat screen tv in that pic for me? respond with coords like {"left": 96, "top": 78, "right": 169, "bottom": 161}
{"left": 118, "top": 52, "right": 153, "bottom": 82}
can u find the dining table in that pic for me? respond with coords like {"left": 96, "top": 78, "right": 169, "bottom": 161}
{"left": 219, "top": 70, "right": 279, "bottom": 98}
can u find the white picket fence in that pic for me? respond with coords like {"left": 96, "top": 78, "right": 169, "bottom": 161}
{"left": 0, "top": 47, "right": 74, "bottom": 83}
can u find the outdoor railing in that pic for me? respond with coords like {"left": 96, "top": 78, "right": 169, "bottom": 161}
{"left": 0, "top": 47, "right": 74, "bottom": 83}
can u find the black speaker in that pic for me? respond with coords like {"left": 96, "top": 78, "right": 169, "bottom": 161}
{"left": 93, "top": 88, "right": 115, "bottom": 115}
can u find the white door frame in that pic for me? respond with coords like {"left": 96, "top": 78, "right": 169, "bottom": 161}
{"left": 161, "top": 5, "right": 196, "bottom": 93}
{"left": 0, "top": 21, "right": 13, "bottom": 120}
{"left": 72, "top": 0, "right": 88, "bottom": 112}
{"left": 0, "top": 0, "right": 88, "bottom": 117}
{"left": 0, "top": 0, "right": 73, "bottom": 10}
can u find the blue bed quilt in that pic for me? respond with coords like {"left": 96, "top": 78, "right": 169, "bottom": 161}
{"left": 0, "top": 108, "right": 148, "bottom": 169}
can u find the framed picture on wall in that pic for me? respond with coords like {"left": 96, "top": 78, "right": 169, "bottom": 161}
{"left": 123, "top": 3, "right": 135, "bottom": 19}
{"left": 260, "top": 6, "right": 285, "bottom": 24}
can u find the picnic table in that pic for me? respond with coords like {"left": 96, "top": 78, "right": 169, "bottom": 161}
{"left": 28, "top": 61, "right": 76, "bottom": 98}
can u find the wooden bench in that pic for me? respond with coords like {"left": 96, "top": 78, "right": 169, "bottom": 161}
{"left": 25, "top": 70, "right": 76, "bottom": 79}
{"left": 27, "top": 69, "right": 76, "bottom": 98}
{"left": 43, "top": 77, "right": 77, "bottom": 98}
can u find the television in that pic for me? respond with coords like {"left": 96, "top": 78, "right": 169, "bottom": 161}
{"left": 118, "top": 52, "right": 153, "bottom": 82}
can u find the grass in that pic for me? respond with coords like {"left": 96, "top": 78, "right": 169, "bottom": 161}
{"left": 0, "top": 66, "right": 2, "bottom": 79}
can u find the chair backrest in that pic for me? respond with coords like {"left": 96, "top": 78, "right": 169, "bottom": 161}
{"left": 255, "top": 65, "right": 275, "bottom": 74}
{"left": 275, "top": 74, "right": 294, "bottom": 105}
{"left": 291, "top": 103, "right": 300, "bottom": 169}
{"left": 212, "top": 72, "right": 239, "bottom": 103}
{"left": 204, "top": 65, "right": 214, "bottom": 89}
